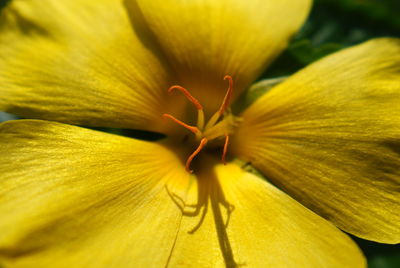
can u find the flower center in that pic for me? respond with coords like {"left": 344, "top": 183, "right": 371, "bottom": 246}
{"left": 163, "top": 75, "right": 237, "bottom": 173}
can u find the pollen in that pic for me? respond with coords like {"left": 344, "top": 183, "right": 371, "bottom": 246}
{"left": 163, "top": 75, "right": 236, "bottom": 173}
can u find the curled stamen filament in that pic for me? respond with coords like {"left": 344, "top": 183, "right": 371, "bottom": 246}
{"left": 186, "top": 138, "right": 208, "bottom": 173}
{"left": 168, "top": 85, "right": 203, "bottom": 110}
{"left": 205, "top": 75, "right": 234, "bottom": 130}
{"left": 219, "top": 75, "right": 233, "bottom": 115}
{"left": 222, "top": 134, "right": 229, "bottom": 165}
{"left": 164, "top": 75, "right": 234, "bottom": 173}
{"left": 163, "top": 114, "right": 199, "bottom": 134}
{"left": 169, "top": 85, "right": 205, "bottom": 130}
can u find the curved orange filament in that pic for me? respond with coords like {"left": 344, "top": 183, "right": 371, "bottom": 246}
{"left": 186, "top": 138, "right": 208, "bottom": 173}
{"left": 164, "top": 75, "right": 234, "bottom": 173}
{"left": 222, "top": 134, "right": 229, "bottom": 165}
{"left": 168, "top": 85, "right": 203, "bottom": 110}
{"left": 163, "top": 114, "right": 199, "bottom": 134}
{"left": 219, "top": 75, "right": 233, "bottom": 115}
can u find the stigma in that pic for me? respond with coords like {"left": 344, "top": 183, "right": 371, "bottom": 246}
{"left": 163, "top": 75, "right": 235, "bottom": 173}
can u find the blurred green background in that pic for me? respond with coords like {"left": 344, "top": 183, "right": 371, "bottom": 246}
{"left": 0, "top": 0, "right": 399, "bottom": 267}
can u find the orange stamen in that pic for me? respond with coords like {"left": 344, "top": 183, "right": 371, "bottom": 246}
{"left": 168, "top": 85, "right": 203, "bottom": 110}
{"left": 163, "top": 114, "right": 199, "bottom": 134}
{"left": 222, "top": 134, "right": 229, "bottom": 165}
{"left": 186, "top": 138, "right": 208, "bottom": 173}
{"left": 218, "top": 75, "right": 233, "bottom": 115}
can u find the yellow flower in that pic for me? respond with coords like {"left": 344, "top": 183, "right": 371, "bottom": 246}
{"left": 0, "top": 0, "right": 399, "bottom": 267}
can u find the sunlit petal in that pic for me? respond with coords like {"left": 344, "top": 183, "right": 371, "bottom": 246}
{"left": 0, "top": 120, "right": 191, "bottom": 267}
{"left": 0, "top": 0, "right": 183, "bottom": 133}
{"left": 166, "top": 160, "right": 365, "bottom": 267}
{"left": 129, "top": 0, "right": 312, "bottom": 114}
{"left": 234, "top": 38, "right": 400, "bottom": 243}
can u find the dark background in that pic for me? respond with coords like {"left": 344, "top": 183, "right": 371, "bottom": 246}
{"left": 0, "top": 0, "right": 399, "bottom": 267}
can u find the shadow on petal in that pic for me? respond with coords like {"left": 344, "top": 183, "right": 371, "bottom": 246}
{"left": 165, "top": 156, "right": 238, "bottom": 267}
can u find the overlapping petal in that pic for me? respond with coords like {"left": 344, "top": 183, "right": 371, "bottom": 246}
{"left": 130, "top": 0, "right": 312, "bottom": 114}
{"left": 233, "top": 38, "right": 400, "bottom": 243}
{"left": 0, "top": 0, "right": 184, "bottom": 133}
{"left": 0, "top": 120, "right": 365, "bottom": 267}
{"left": 166, "top": 160, "right": 365, "bottom": 267}
{"left": 0, "top": 120, "right": 191, "bottom": 267}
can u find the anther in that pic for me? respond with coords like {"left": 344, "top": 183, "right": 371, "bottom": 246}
{"left": 186, "top": 138, "right": 208, "bottom": 173}
{"left": 222, "top": 134, "right": 229, "bottom": 165}
{"left": 168, "top": 85, "right": 203, "bottom": 110}
{"left": 163, "top": 114, "right": 199, "bottom": 134}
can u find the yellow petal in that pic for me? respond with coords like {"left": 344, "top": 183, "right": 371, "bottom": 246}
{"left": 130, "top": 0, "right": 312, "bottom": 114}
{"left": 0, "top": 120, "right": 364, "bottom": 267}
{"left": 166, "top": 160, "right": 365, "bottom": 267}
{"left": 0, "top": 120, "right": 192, "bottom": 267}
{"left": 233, "top": 38, "right": 400, "bottom": 243}
{"left": 0, "top": 0, "right": 183, "bottom": 133}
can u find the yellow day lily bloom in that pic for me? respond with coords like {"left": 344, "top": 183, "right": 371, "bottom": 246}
{"left": 0, "top": 0, "right": 399, "bottom": 267}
